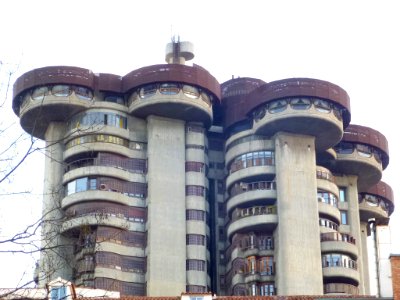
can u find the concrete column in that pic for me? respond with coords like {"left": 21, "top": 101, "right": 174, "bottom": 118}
{"left": 360, "top": 221, "right": 370, "bottom": 294}
{"left": 344, "top": 175, "right": 366, "bottom": 294}
{"left": 146, "top": 116, "right": 186, "bottom": 296}
{"left": 274, "top": 132, "right": 323, "bottom": 295}
{"left": 39, "top": 122, "right": 73, "bottom": 286}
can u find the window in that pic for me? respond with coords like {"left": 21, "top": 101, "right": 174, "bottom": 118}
{"left": 186, "top": 185, "right": 205, "bottom": 196}
{"left": 317, "top": 190, "right": 338, "bottom": 207}
{"left": 339, "top": 187, "right": 347, "bottom": 202}
{"left": 314, "top": 99, "right": 331, "bottom": 113}
{"left": 186, "top": 209, "right": 205, "bottom": 221}
{"left": 186, "top": 259, "right": 206, "bottom": 271}
{"left": 182, "top": 85, "right": 200, "bottom": 99}
{"left": 340, "top": 211, "right": 348, "bottom": 225}
{"left": 290, "top": 97, "right": 311, "bottom": 110}
{"left": 260, "top": 283, "right": 275, "bottom": 296}
{"left": 268, "top": 99, "right": 288, "bottom": 113}
{"left": 185, "top": 161, "right": 204, "bottom": 173}
{"left": 159, "top": 83, "right": 180, "bottom": 95}
{"left": 186, "top": 234, "right": 205, "bottom": 245}
{"left": 322, "top": 253, "right": 357, "bottom": 269}
{"left": 50, "top": 287, "right": 68, "bottom": 300}
{"left": 139, "top": 84, "right": 158, "bottom": 98}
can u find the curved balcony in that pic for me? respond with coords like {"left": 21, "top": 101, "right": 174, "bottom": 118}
{"left": 324, "top": 283, "right": 359, "bottom": 295}
{"left": 322, "top": 253, "right": 359, "bottom": 284}
{"left": 318, "top": 202, "right": 341, "bottom": 224}
{"left": 129, "top": 85, "right": 213, "bottom": 126}
{"left": 124, "top": 64, "right": 220, "bottom": 127}
{"left": 245, "top": 79, "right": 350, "bottom": 151}
{"left": 322, "top": 266, "right": 359, "bottom": 284}
{"left": 333, "top": 147, "right": 382, "bottom": 191}
{"left": 321, "top": 232, "right": 358, "bottom": 257}
{"left": 64, "top": 140, "right": 144, "bottom": 162}
{"left": 226, "top": 166, "right": 276, "bottom": 191}
{"left": 62, "top": 190, "right": 145, "bottom": 209}
{"left": 227, "top": 181, "right": 277, "bottom": 214}
{"left": 61, "top": 214, "right": 138, "bottom": 235}
{"left": 359, "top": 181, "right": 394, "bottom": 224}
{"left": 63, "top": 166, "right": 145, "bottom": 186}
{"left": 331, "top": 124, "right": 389, "bottom": 190}
{"left": 13, "top": 66, "right": 97, "bottom": 139}
{"left": 227, "top": 206, "right": 278, "bottom": 240}
{"left": 94, "top": 267, "right": 145, "bottom": 283}
{"left": 252, "top": 98, "right": 344, "bottom": 150}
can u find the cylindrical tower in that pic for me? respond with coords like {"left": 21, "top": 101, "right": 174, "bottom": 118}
{"left": 222, "top": 77, "right": 352, "bottom": 296}
{"left": 12, "top": 39, "right": 220, "bottom": 296}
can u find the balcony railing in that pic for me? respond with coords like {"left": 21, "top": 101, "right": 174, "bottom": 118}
{"left": 232, "top": 205, "right": 277, "bottom": 221}
{"left": 321, "top": 232, "right": 356, "bottom": 244}
{"left": 230, "top": 181, "right": 276, "bottom": 197}
{"left": 324, "top": 283, "right": 359, "bottom": 295}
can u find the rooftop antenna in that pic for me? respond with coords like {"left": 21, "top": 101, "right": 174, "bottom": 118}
{"left": 165, "top": 33, "right": 194, "bottom": 65}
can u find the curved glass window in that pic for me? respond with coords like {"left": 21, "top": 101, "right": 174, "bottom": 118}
{"left": 268, "top": 100, "right": 288, "bottom": 113}
{"left": 356, "top": 144, "right": 372, "bottom": 157}
{"left": 66, "top": 134, "right": 130, "bottom": 149}
{"left": 314, "top": 99, "right": 331, "bottom": 113}
{"left": 253, "top": 107, "right": 266, "bottom": 122}
{"left": 322, "top": 253, "right": 357, "bottom": 269}
{"left": 52, "top": 85, "right": 72, "bottom": 97}
{"left": 182, "top": 85, "right": 200, "bottom": 99}
{"left": 335, "top": 142, "right": 354, "bottom": 154}
{"left": 317, "top": 190, "right": 338, "bottom": 207}
{"left": 159, "top": 83, "right": 180, "bottom": 95}
{"left": 68, "top": 112, "right": 127, "bottom": 130}
{"left": 139, "top": 84, "right": 158, "bottom": 98}
{"left": 290, "top": 97, "right": 311, "bottom": 110}
{"left": 66, "top": 176, "right": 147, "bottom": 198}
{"left": 365, "top": 195, "right": 379, "bottom": 206}
{"left": 75, "top": 87, "right": 93, "bottom": 100}
{"left": 230, "top": 151, "right": 275, "bottom": 173}
{"left": 31, "top": 86, "right": 49, "bottom": 101}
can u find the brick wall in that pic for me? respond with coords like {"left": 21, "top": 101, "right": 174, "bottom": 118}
{"left": 391, "top": 255, "right": 400, "bottom": 300}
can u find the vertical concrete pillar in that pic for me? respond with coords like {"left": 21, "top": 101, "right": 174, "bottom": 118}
{"left": 39, "top": 122, "right": 72, "bottom": 286}
{"left": 345, "top": 175, "right": 366, "bottom": 294}
{"left": 146, "top": 116, "right": 186, "bottom": 296}
{"left": 360, "top": 221, "right": 370, "bottom": 294}
{"left": 274, "top": 133, "right": 323, "bottom": 295}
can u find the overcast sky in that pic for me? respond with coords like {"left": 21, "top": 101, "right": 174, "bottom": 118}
{"left": 1, "top": 0, "right": 399, "bottom": 290}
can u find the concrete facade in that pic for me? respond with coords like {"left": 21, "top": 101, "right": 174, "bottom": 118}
{"left": 12, "top": 41, "right": 394, "bottom": 297}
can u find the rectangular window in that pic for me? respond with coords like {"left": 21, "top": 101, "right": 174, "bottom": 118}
{"left": 50, "top": 287, "right": 67, "bottom": 300}
{"left": 186, "top": 259, "right": 206, "bottom": 271}
{"left": 76, "top": 177, "right": 88, "bottom": 193}
{"left": 339, "top": 187, "right": 347, "bottom": 202}
{"left": 340, "top": 211, "right": 348, "bottom": 225}
{"left": 185, "top": 185, "right": 205, "bottom": 196}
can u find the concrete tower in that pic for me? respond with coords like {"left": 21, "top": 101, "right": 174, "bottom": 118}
{"left": 12, "top": 42, "right": 394, "bottom": 297}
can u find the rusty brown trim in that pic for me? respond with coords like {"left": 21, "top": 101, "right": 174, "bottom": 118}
{"left": 342, "top": 124, "right": 389, "bottom": 169}
{"left": 122, "top": 64, "right": 221, "bottom": 100}
{"left": 360, "top": 181, "right": 394, "bottom": 215}
{"left": 245, "top": 78, "right": 351, "bottom": 127}
{"left": 12, "top": 66, "right": 95, "bottom": 114}
{"left": 221, "top": 78, "right": 266, "bottom": 130}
